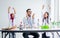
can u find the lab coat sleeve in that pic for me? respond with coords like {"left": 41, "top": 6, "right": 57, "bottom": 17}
{"left": 23, "top": 17, "right": 28, "bottom": 26}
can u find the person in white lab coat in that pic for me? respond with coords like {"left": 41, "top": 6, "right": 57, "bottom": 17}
{"left": 42, "top": 12, "right": 51, "bottom": 38}
{"left": 23, "top": 9, "right": 39, "bottom": 38}
{"left": 3, "top": 6, "right": 17, "bottom": 38}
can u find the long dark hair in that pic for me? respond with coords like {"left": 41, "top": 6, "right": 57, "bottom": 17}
{"left": 43, "top": 12, "right": 49, "bottom": 24}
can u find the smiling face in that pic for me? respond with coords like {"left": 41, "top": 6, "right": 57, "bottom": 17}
{"left": 44, "top": 12, "right": 49, "bottom": 19}
{"left": 26, "top": 9, "right": 32, "bottom": 17}
{"left": 27, "top": 10, "right": 32, "bottom": 16}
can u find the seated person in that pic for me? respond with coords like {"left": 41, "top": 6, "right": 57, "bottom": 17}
{"left": 42, "top": 12, "right": 51, "bottom": 38}
{"left": 2, "top": 6, "right": 16, "bottom": 38}
{"left": 23, "top": 9, "right": 39, "bottom": 38}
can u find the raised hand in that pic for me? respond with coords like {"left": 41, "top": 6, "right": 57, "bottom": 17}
{"left": 48, "top": 5, "right": 51, "bottom": 10}
{"left": 32, "top": 13, "right": 35, "bottom": 19}
{"left": 8, "top": 6, "right": 11, "bottom": 13}
{"left": 9, "top": 6, "right": 11, "bottom": 9}
{"left": 12, "top": 7, "right": 16, "bottom": 14}
{"left": 42, "top": 5, "right": 44, "bottom": 10}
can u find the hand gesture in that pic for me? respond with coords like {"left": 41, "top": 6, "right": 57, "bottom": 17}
{"left": 12, "top": 7, "right": 16, "bottom": 14}
{"left": 8, "top": 6, "right": 11, "bottom": 13}
{"left": 32, "top": 13, "right": 35, "bottom": 19}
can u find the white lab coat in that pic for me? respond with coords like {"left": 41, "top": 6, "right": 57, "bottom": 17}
{"left": 42, "top": 18, "right": 52, "bottom": 38}
{"left": 23, "top": 16, "right": 35, "bottom": 28}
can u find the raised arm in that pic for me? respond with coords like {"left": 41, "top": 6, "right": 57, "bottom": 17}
{"left": 8, "top": 6, "right": 11, "bottom": 13}
{"left": 32, "top": 13, "right": 35, "bottom": 24}
{"left": 42, "top": 5, "right": 44, "bottom": 10}
{"left": 32, "top": 13, "right": 35, "bottom": 19}
{"left": 13, "top": 8, "right": 16, "bottom": 14}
